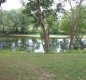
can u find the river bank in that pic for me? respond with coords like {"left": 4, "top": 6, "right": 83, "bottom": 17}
{"left": 0, "top": 34, "right": 69, "bottom": 38}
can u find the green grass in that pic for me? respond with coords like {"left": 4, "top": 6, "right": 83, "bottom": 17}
{"left": 0, "top": 51, "right": 86, "bottom": 80}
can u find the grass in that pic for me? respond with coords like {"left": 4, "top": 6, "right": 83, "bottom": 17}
{"left": 0, "top": 51, "right": 86, "bottom": 80}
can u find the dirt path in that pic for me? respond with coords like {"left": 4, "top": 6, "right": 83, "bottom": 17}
{"left": 19, "top": 61, "right": 55, "bottom": 80}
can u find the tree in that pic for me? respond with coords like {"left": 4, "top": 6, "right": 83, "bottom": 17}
{"left": 62, "top": 0, "right": 85, "bottom": 49}
{"left": 22, "top": 0, "right": 63, "bottom": 52}
{"left": 18, "top": 13, "right": 30, "bottom": 34}
{"left": 0, "top": 0, "right": 6, "bottom": 6}
{"left": 61, "top": 6, "right": 86, "bottom": 34}
{"left": 60, "top": 11, "right": 72, "bottom": 34}
{"left": 2, "top": 10, "right": 14, "bottom": 33}
{"left": 0, "top": 9, "right": 30, "bottom": 34}
{"left": 69, "top": 0, "right": 84, "bottom": 49}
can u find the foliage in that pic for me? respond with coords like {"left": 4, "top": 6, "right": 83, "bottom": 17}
{"left": 60, "top": 11, "right": 72, "bottom": 34}
{"left": 0, "top": 9, "right": 32, "bottom": 34}
{"left": 0, "top": 8, "right": 61, "bottom": 34}
{"left": 22, "top": 0, "right": 63, "bottom": 34}
{"left": 60, "top": 6, "right": 86, "bottom": 34}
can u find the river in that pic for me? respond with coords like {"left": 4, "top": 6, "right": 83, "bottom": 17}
{"left": 0, "top": 36, "right": 86, "bottom": 53}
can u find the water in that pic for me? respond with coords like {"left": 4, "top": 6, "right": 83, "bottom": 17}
{"left": 0, "top": 36, "right": 86, "bottom": 53}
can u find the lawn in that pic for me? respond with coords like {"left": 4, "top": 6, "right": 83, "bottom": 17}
{"left": 0, "top": 51, "right": 86, "bottom": 80}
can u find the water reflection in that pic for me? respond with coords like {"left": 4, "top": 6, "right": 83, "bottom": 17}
{"left": 0, "top": 37, "right": 86, "bottom": 53}
{"left": 0, "top": 37, "right": 69, "bottom": 53}
{"left": 0, "top": 37, "right": 44, "bottom": 53}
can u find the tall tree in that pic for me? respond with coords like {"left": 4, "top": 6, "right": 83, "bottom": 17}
{"left": 36, "top": 0, "right": 50, "bottom": 52}
{"left": 22, "top": 0, "right": 63, "bottom": 52}
{"left": 64, "top": 0, "right": 85, "bottom": 49}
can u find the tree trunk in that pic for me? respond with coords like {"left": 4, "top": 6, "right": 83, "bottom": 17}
{"left": 2, "top": 24, "right": 4, "bottom": 33}
{"left": 68, "top": 0, "right": 84, "bottom": 49}
{"left": 69, "top": 32, "right": 74, "bottom": 49}
{"left": 74, "top": 31, "right": 84, "bottom": 49}
{"left": 36, "top": 0, "right": 50, "bottom": 53}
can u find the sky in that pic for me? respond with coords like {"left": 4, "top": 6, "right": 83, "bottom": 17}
{"left": 1, "top": 0, "right": 84, "bottom": 11}
{"left": 1, "top": 0, "right": 22, "bottom": 10}
{"left": 1, "top": 0, "right": 71, "bottom": 11}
